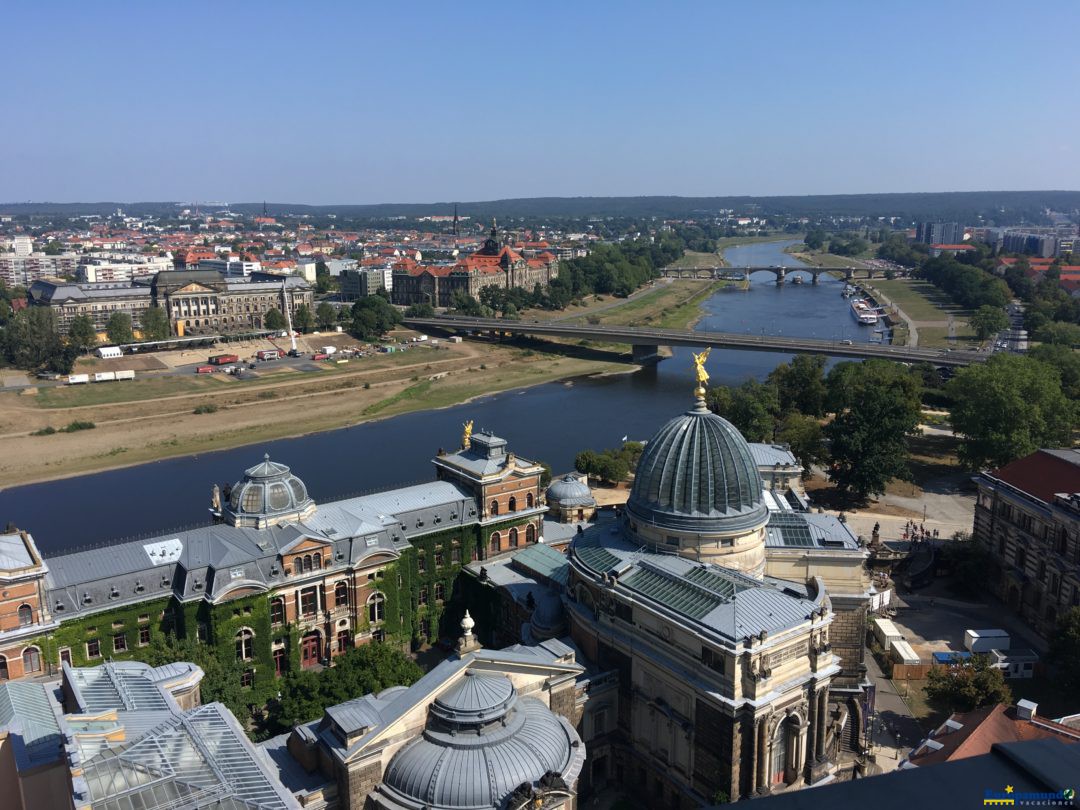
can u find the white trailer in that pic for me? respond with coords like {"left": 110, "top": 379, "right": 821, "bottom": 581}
{"left": 93, "top": 371, "right": 117, "bottom": 382}
{"left": 964, "top": 629, "right": 1010, "bottom": 654}
{"left": 96, "top": 346, "right": 123, "bottom": 359}
{"left": 890, "top": 639, "right": 920, "bottom": 666}
{"left": 873, "top": 617, "right": 904, "bottom": 647}
{"left": 66, "top": 374, "right": 90, "bottom": 385}
{"left": 115, "top": 370, "right": 135, "bottom": 381}
{"left": 321, "top": 345, "right": 338, "bottom": 355}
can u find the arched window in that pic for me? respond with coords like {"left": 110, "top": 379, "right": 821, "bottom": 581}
{"left": 22, "top": 647, "right": 41, "bottom": 674}
{"left": 335, "top": 581, "right": 349, "bottom": 607}
{"left": 770, "top": 722, "right": 789, "bottom": 785}
{"left": 526, "top": 492, "right": 534, "bottom": 509}
{"left": 17, "top": 604, "right": 32, "bottom": 627}
{"left": 509, "top": 527, "right": 519, "bottom": 548}
{"left": 526, "top": 523, "right": 536, "bottom": 544}
{"left": 508, "top": 496, "right": 517, "bottom": 512}
{"left": 303, "top": 555, "right": 312, "bottom": 572}
{"left": 293, "top": 558, "right": 302, "bottom": 576}
{"left": 270, "top": 598, "right": 285, "bottom": 626}
{"left": 490, "top": 531, "right": 501, "bottom": 555}
{"left": 312, "top": 552, "right": 322, "bottom": 570}
{"left": 490, "top": 500, "right": 499, "bottom": 516}
{"left": 273, "top": 648, "right": 286, "bottom": 676}
{"left": 0, "top": 655, "right": 7, "bottom": 680}
{"left": 235, "top": 629, "right": 254, "bottom": 661}
{"left": 368, "top": 592, "right": 385, "bottom": 623}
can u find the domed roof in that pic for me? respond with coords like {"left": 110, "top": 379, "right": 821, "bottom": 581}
{"left": 545, "top": 474, "right": 595, "bottom": 507}
{"left": 380, "top": 673, "right": 584, "bottom": 810}
{"left": 224, "top": 454, "right": 314, "bottom": 528}
{"left": 626, "top": 397, "right": 766, "bottom": 534}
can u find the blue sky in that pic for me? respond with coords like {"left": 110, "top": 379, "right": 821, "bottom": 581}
{"left": 3, "top": 0, "right": 1078, "bottom": 204}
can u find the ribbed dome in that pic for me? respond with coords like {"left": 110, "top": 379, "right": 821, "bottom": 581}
{"left": 545, "top": 475, "right": 595, "bottom": 507}
{"left": 380, "top": 693, "right": 583, "bottom": 810}
{"left": 223, "top": 454, "right": 315, "bottom": 528}
{"left": 430, "top": 671, "right": 516, "bottom": 726}
{"left": 626, "top": 397, "right": 766, "bottom": 534}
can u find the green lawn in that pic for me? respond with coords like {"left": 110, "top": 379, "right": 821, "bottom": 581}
{"left": 668, "top": 250, "right": 724, "bottom": 269}
{"left": 869, "top": 279, "right": 971, "bottom": 322}
{"left": 918, "top": 325, "right": 979, "bottom": 349}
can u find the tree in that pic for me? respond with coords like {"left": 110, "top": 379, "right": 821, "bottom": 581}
{"left": 294, "top": 303, "right": 315, "bottom": 333}
{"left": 1033, "top": 320, "right": 1080, "bottom": 347}
{"left": 68, "top": 314, "right": 98, "bottom": 353}
{"left": 924, "top": 655, "right": 1012, "bottom": 713}
{"left": 948, "top": 354, "right": 1075, "bottom": 469}
{"left": 707, "top": 380, "right": 780, "bottom": 442}
{"left": 768, "top": 354, "right": 827, "bottom": 416}
{"left": 969, "top": 305, "right": 1009, "bottom": 340}
{"left": 776, "top": 413, "right": 827, "bottom": 476}
{"left": 350, "top": 295, "right": 402, "bottom": 340}
{"left": 105, "top": 312, "right": 134, "bottom": 345}
{"left": 405, "top": 303, "right": 435, "bottom": 318}
{"left": 140, "top": 305, "right": 171, "bottom": 341}
{"left": 315, "top": 302, "right": 337, "bottom": 330}
{"left": 825, "top": 360, "right": 922, "bottom": 502}
{"left": 1048, "top": 608, "right": 1080, "bottom": 693}
{"left": 803, "top": 229, "right": 827, "bottom": 251}
{"left": 264, "top": 308, "right": 287, "bottom": 331}
{"left": 3, "top": 308, "right": 63, "bottom": 370}
{"left": 1029, "top": 343, "right": 1080, "bottom": 400}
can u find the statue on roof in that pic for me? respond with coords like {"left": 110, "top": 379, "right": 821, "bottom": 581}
{"left": 211, "top": 483, "right": 221, "bottom": 513}
{"left": 692, "top": 347, "right": 711, "bottom": 398}
{"left": 462, "top": 419, "right": 474, "bottom": 450}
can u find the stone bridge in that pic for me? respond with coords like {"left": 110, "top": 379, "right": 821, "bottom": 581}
{"left": 663, "top": 265, "right": 876, "bottom": 284}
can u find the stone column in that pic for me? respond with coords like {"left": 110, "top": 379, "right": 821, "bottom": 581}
{"left": 815, "top": 690, "right": 828, "bottom": 759}
{"left": 756, "top": 717, "right": 769, "bottom": 791}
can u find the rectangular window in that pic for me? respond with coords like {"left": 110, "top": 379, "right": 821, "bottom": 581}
{"left": 451, "top": 547, "right": 461, "bottom": 564}
{"left": 113, "top": 633, "right": 128, "bottom": 653}
{"left": 435, "top": 551, "right": 444, "bottom": 569}
{"left": 300, "top": 589, "right": 317, "bottom": 617}
{"left": 418, "top": 555, "right": 427, "bottom": 574}
{"left": 419, "top": 587, "right": 428, "bottom": 606}
{"left": 240, "top": 670, "right": 254, "bottom": 688}
{"left": 139, "top": 627, "right": 151, "bottom": 646}
{"left": 86, "top": 639, "right": 101, "bottom": 659}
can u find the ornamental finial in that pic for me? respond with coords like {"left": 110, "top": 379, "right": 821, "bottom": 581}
{"left": 692, "top": 348, "right": 711, "bottom": 399}
{"left": 462, "top": 419, "right": 474, "bottom": 450}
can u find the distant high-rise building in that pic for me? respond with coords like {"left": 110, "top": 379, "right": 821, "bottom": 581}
{"left": 11, "top": 235, "right": 33, "bottom": 257}
{"left": 1002, "top": 231, "right": 1057, "bottom": 258}
{"left": 916, "top": 222, "right": 964, "bottom": 245}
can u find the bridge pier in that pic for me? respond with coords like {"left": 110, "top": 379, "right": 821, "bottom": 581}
{"left": 775, "top": 268, "right": 786, "bottom": 286}
{"left": 844, "top": 268, "right": 855, "bottom": 281}
{"left": 631, "top": 344, "right": 661, "bottom": 365}
{"left": 811, "top": 270, "right": 820, "bottom": 285}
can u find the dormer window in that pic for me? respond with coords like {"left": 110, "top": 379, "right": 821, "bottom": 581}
{"left": 83, "top": 593, "right": 93, "bottom": 604}
{"left": 134, "top": 581, "right": 144, "bottom": 593}
{"left": 161, "top": 575, "right": 170, "bottom": 587}
{"left": 109, "top": 587, "right": 120, "bottom": 599}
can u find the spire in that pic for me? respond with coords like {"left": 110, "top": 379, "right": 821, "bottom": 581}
{"left": 453, "top": 203, "right": 459, "bottom": 236}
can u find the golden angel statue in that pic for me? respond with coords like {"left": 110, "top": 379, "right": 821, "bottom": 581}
{"left": 462, "top": 419, "right": 474, "bottom": 450}
{"left": 692, "top": 347, "right": 711, "bottom": 395}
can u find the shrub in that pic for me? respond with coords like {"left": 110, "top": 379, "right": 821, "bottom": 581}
{"left": 193, "top": 403, "right": 219, "bottom": 414}
{"left": 61, "top": 420, "right": 95, "bottom": 433}
{"left": 32, "top": 426, "right": 57, "bottom": 436}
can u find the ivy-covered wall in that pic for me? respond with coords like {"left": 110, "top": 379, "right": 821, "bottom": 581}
{"left": 31, "top": 596, "right": 173, "bottom": 671}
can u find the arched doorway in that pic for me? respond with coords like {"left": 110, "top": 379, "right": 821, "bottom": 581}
{"left": 300, "top": 631, "right": 322, "bottom": 668}
{"left": 770, "top": 722, "right": 788, "bottom": 785}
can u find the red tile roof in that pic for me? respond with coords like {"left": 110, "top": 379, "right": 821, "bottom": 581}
{"left": 990, "top": 449, "right": 1080, "bottom": 502}
{"left": 909, "top": 704, "right": 1080, "bottom": 767}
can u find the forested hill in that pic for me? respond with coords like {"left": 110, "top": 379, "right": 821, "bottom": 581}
{"left": 4, "top": 190, "right": 1079, "bottom": 221}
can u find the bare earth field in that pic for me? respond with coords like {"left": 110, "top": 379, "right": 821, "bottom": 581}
{"left": 0, "top": 337, "right": 626, "bottom": 487}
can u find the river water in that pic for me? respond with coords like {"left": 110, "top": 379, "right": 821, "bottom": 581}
{"left": 2, "top": 240, "right": 877, "bottom": 552}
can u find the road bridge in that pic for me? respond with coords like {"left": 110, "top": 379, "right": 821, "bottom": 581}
{"left": 402, "top": 315, "right": 986, "bottom": 367}
{"left": 663, "top": 265, "right": 876, "bottom": 284}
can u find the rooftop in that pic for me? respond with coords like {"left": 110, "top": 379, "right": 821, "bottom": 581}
{"left": 985, "top": 448, "right": 1080, "bottom": 504}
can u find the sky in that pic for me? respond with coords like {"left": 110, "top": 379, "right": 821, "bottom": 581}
{"left": 3, "top": 0, "right": 1079, "bottom": 204}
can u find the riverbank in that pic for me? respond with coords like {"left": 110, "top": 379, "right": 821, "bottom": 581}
{"left": 0, "top": 279, "right": 733, "bottom": 487}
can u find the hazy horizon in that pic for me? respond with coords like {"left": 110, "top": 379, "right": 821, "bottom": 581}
{"left": 4, "top": 1, "right": 1079, "bottom": 204}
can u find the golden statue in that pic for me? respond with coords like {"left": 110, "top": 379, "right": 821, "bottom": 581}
{"left": 462, "top": 419, "right": 474, "bottom": 450}
{"left": 692, "top": 348, "right": 711, "bottom": 397}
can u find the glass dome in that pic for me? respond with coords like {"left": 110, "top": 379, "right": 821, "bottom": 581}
{"left": 224, "top": 454, "right": 315, "bottom": 528}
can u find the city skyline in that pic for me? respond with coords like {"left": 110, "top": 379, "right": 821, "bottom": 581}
{"left": 3, "top": 0, "right": 1079, "bottom": 203}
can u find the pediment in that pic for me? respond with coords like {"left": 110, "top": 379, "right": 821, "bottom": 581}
{"left": 280, "top": 535, "right": 333, "bottom": 555}
{"left": 174, "top": 282, "right": 217, "bottom": 294}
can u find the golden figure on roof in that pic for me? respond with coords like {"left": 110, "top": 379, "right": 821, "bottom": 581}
{"left": 692, "top": 348, "right": 711, "bottom": 397}
{"left": 462, "top": 419, "right": 474, "bottom": 450}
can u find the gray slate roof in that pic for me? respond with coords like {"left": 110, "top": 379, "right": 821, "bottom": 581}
{"left": 45, "top": 475, "right": 476, "bottom": 616}
{"left": 570, "top": 517, "right": 822, "bottom": 642}
{"left": 749, "top": 443, "right": 799, "bottom": 468}
{"left": 0, "top": 681, "right": 64, "bottom": 770}
{"left": 0, "top": 531, "right": 36, "bottom": 569}
{"left": 764, "top": 511, "right": 861, "bottom": 550}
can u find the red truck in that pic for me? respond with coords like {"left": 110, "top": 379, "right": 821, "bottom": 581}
{"left": 312, "top": 352, "right": 330, "bottom": 361}
{"left": 195, "top": 365, "right": 215, "bottom": 374}
{"left": 208, "top": 353, "right": 239, "bottom": 365}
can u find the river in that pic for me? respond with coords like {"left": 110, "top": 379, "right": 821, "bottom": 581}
{"left": 1, "top": 240, "right": 878, "bottom": 552}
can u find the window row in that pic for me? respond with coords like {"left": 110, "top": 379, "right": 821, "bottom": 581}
{"left": 488, "top": 493, "right": 535, "bottom": 516}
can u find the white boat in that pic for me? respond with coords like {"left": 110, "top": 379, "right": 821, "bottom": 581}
{"left": 850, "top": 299, "right": 879, "bottom": 325}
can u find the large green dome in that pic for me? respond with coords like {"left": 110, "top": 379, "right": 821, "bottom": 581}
{"left": 626, "top": 397, "right": 766, "bottom": 534}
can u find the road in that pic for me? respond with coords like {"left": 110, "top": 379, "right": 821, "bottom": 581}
{"left": 403, "top": 315, "right": 988, "bottom": 367}
{"left": 865, "top": 654, "right": 925, "bottom": 772}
